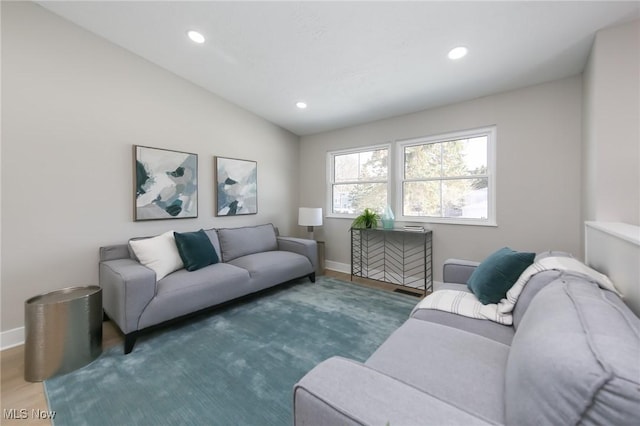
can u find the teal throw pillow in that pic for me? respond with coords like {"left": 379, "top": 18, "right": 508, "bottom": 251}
{"left": 467, "top": 247, "right": 535, "bottom": 304}
{"left": 173, "top": 230, "right": 219, "bottom": 272}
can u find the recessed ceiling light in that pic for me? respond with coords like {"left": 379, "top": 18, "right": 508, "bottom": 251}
{"left": 187, "top": 30, "right": 205, "bottom": 44}
{"left": 448, "top": 46, "right": 468, "bottom": 60}
{"left": 296, "top": 102, "right": 308, "bottom": 109}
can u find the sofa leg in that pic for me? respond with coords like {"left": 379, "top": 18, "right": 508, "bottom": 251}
{"left": 124, "top": 332, "right": 138, "bottom": 355}
{"left": 309, "top": 272, "right": 316, "bottom": 283}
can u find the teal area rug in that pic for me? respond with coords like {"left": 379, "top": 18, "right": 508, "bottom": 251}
{"left": 44, "top": 277, "right": 417, "bottom": 426}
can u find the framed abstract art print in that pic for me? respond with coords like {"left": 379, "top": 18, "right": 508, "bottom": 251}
{"left": 215, "top": 156, "right": 257, "bottom": 216}
{"left": 134, "top": 145, "right": 198, "bottom": 220}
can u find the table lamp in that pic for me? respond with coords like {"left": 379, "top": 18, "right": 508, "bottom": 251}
{"left": 298, "top": 207, "right": 322, "bottom": 240}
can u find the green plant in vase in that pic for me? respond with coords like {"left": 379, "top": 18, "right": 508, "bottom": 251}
{"left": 351, "top": 208, "right": 380, "bottom": 229}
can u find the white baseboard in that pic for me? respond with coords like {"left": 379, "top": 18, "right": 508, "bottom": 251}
{"left": 325, "top": 260, "right": 350, "bottom": 274}
{"left": 1, "top": 327, "right": 25, "bottom": 351}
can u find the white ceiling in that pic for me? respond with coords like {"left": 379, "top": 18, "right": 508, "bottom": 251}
{"left": 37, "top": 1, "right": 639, "bottom": 136}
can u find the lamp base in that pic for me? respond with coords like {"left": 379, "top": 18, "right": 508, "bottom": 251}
{"left": 307, "top": 226, "right": 315, "bottom": 240}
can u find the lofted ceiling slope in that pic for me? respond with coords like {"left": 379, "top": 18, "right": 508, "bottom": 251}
{"left": 37, "top": 1, "right": 639, "bottom": 136}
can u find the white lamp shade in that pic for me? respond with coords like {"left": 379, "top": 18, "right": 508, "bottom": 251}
{"left": 298, "top": 207, "right": 323, "bottom": 227}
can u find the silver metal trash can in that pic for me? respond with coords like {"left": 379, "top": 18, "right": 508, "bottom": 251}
{"left": 24, "top": 286, "right": 102, "bottom": 382}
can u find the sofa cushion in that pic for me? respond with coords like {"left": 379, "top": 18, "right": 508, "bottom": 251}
{"left": 128, "top": 231, "right": 184, "bottom": 280}
{"left": 140, "top": 263, "right": 252, "bottom": 329}
{"left": 295, "top": 357, "right": 497, "bottom": 426}
{"left": 228, "top": 251, "right": 313, "bottom": 291}
{"left": 174, "top": 230, "right": 219, "bottom": 271}
{"left": 505, "top": 278, "right": 640, "bottom": 425}
{"left": 411, "top": 308, "right": 515, "bottom": 345}
{"left": 467, "top": 247, "right": 535, "bottom": 304}
{"left": 217, "top": 224, "right": 278, "bottom": 262}
{"left": 366, "top": 318, "right": 509, "bottom": 424}
{"left": 512, "top": 270, "right": 562, "bottom": 330}
{"left": 202, "top": 228, "right": 222, "bottom": 260}
{"left": 509, "top": 251, "right": 571, "bottom": 330}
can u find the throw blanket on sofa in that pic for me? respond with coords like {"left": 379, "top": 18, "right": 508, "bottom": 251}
{"left": 414, "top": 257, "right": 619, "bottom": 325}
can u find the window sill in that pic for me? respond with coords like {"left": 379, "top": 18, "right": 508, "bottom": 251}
{"left": 400, "top": 217, "right": 497, "bottom": 227}
{"left": 327, "top": 214, "right": 497, "bottom": 227}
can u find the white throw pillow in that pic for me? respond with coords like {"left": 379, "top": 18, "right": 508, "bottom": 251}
{"left": 129, "top": 231, "right": 184, "bottom": 280}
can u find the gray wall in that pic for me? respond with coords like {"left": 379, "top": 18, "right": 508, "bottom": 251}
{"left": 300, "top": 76, "right": 583, "bottom": 280}
{"left": 1, "top": 2, "right": 300, "bottom": 332}
{"left": 582, "top": 19, "right": 639, "bottom": 228}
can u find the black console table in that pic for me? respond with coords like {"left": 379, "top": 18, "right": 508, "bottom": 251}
{"left": 350, "top": 228, "right": 433, "bottom": 294}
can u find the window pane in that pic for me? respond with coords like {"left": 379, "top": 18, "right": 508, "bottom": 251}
{"left": 403, "top": 181, "right": 441, "bottom": 217}
{"left": 361, "top": 149, "right": 388, "bottom": 180}
{"left": 442, "top": 137, "right": 487, "bottom": 177}
{"left": 404, "top": 144, "right": 440, "bottom": 179}
{"left": 442, "top": 178, "right": 488, "bottom": 218}
{"left": 334, "top": 149, "right": 388, "bottom": 182}
{"left": 332, "top": 183, "right": 387, "bottom": 214}
{"left": 334, "top": 153, "right": 359, "bottom": 181}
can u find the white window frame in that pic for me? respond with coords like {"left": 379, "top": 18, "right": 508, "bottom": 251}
{"left": 326, "top": 143, "right": 391, "bottom": 219}
{"left": 396, "top": 126, "right": 497, "bottom": 226}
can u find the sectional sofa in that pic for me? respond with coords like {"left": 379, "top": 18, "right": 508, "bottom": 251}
{"left": 99, "top": 224, "right": 317, "bottom": 354}
{"left": 294, "top": 252, "right": 640, "bottom": 425}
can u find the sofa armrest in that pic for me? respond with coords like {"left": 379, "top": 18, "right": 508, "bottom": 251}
{"left": 99, "top": 244, "right": 131, "bottom": 261}
{"left": 443, "top": 258, "right": 480, "bottom": 284}
{"left": 294, "top": 357, "right": 497, "bottom": 426}
{"left": 99, "top": 259, "right": 157, "bottom": 334}
{"left": 277, "top": 237, "right": 318, "bottom": 272}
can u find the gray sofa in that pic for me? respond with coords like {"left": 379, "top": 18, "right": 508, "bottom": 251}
{"left": 99, "top": 224, "right": 317, "bottom": 354}
{"left": 294, "top": 252, "right": 640, "bottom": 425}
